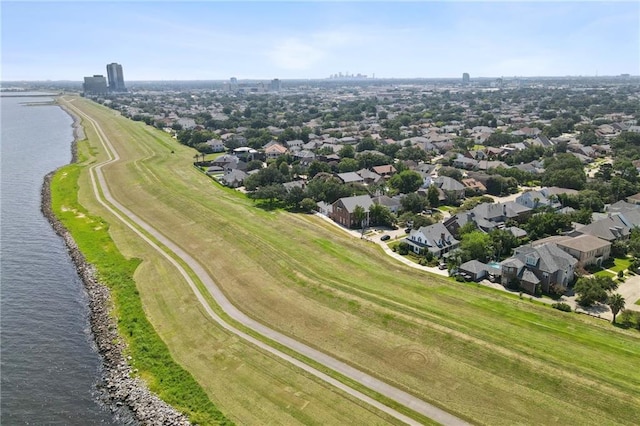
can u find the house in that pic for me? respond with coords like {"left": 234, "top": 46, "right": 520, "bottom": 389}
{"left": 461, "top": 178, "right": 486, "bottom": 193}
{"left": 233, "top": 147, "right": 258, "bottom": 162}
{"left": 212, "top": 154, "right": 246, "bottom": 172}
{"left": 452, "top": 154, "right": 478, "bottom": 169}
{"left": 337, "top": 172, "right": 365, "bottom": 184}
{"left": 293, "top": 150, "right": 316, "bottom": 166}
{"left": 432, "top": 176, "right": 465, "bottom": 200}
{"left": 472, "top": 202, "right": 531, "bottom": 228}
{"left": 286, "top": 139, "right": 304, "bottom": 150}
{"left": 264, "top": 143, "right": 288, "bottom": 159}
{"left": 570, "top": 214, "right": 631, "bottom": 242}
{"left": 501, "top": 243, "right": 577, "bottom": 294}
{"left": 458, "top": 260, "right": 493, "bottom": 282}
{"left": 357, "top": 169, "right": 383, "bottom": 185}
{"left": 555, "top": 234, "right": 611, "bottom": 268}
{"left": 283, "top": 180, "right": 306, "bottom": 192}
{"left": 405, "top": 223, "right": 459, "bottom": 258}
{"left": 316, "top": 201, "right": 332, "bottom": 216}
{"left": 372, "top": 195, "right": 402, "bottom": 214}
{"left": 205, "top": 138, "right": 226, "bottom": 153}
{"left": 219, "top": 169, "right": 248, "bottom": 188}
{"left": 372, "top": 164, "right": 397, "bottom": 178}
{"left": 330, "top": 195, "right": 374, "bottom": 228}
{"left": 515, "top": 190, "right": 556, "bottom": 209}
{"left": 626, "top": 192, "right": 640, "bottom": 205}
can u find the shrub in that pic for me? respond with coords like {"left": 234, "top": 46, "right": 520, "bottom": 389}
{"left": 552, "top": 302, "right": 572, "bottom": 312}
{"left": 397, "top": 242, "right": 410, "bottom": 255}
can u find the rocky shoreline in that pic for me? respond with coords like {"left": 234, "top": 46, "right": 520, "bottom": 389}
{"left": 41, "top": 100, "right": 191, "bottom": 425}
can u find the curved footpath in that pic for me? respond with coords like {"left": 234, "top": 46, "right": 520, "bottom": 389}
{"left": 42, "top": 111, "right": 190, "bottom": 424}
{"left": 62, "top": 97, "right": 470, "bottom": 426}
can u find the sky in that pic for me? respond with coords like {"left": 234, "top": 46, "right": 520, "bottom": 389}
{"left": 1, "top": 1, "right": 639, "bottom": 81}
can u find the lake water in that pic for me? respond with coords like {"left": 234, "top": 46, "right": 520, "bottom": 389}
{"left": 0, "top": 93, "right": 128, "bottom": 424}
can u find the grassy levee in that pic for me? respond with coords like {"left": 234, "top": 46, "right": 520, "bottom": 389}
{"left": 58, "top": 100, "right": 408, "bottom": 425}
{"left": 50, "top": 164, "right": 231, "bottom": 425}
{"left": 69, "top": 97, "right": 640, "bottom": 425}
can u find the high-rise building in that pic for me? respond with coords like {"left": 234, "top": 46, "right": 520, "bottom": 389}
{"left": 462, "top": 73, "right": 470, "bottom": 84}
{"left": 270, "top": 78, "right": 281, "bottom": 92}
{"left": 83, "top": 75, "right": 108, "bottom": 95}
{"left": 106, "top": 63, "right": 126, "bottom": 92}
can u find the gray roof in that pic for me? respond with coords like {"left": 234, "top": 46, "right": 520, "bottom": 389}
{"left": 608, "top": 200, "right": 640, "bottom": 213}
{"left": 459, "top": 260, "right": 489, "bottom": 275}
{"left": 335, "top": 194, "right": 374, "bottom": 213}
{"left": 506, "top": 226, "right": 527, "bottom": 238}
{"left": 512, "top": 243, "right": 577, "bottom": 274}
{"left": 433, "top": 176, "right": 465, "bottom": 192}
{"left": 372, "top": 195, "right": 401, "bottom": 208}
{"left": 337, "top": 172, "right": 364, "bottom": 183}
{"left": 356, "top": 169, "right": 382, "bottom": 182}
{"left": 574, "top": 215, "right": 630, "bottom": 241}
{"left": 283, "top": 180, "right": 305, "bottom": 191}
{"left": 521, "top": 269, "right": 540, "bottom": 284}
{"left": 407, "top": 222, "right": 459, "bottom": 250}
{"left": 220, "top": 169, "right": 248, "bottom": 185}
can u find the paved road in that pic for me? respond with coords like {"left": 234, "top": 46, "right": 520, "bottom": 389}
{"left": 63, "top": 98, "right": 469, "bottom": 426}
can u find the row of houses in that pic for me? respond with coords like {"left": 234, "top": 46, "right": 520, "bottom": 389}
{"left": 322, "top": 193, "right": 640, "bottom": 295}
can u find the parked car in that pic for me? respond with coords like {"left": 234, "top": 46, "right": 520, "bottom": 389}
{"left": 380, "top": 234, "right": 391, "bottom": 241}
{"left": 404, "top": 228, "right": 411, "bottom": 234}
{"left": 438, "top": 263, "right": 447, "bottom": 270}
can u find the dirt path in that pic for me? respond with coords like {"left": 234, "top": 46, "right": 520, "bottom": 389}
{"left": 63, "top": 97, "right": 469, "bottom": 426}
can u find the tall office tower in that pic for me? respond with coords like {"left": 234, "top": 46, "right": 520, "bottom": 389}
{"left": 83, "top": 75, "right": 108, "bottom": 95}
{"left": 462, "top": 73, "right": 470, "bottom": 84}
{"left": 106, "top": 63, "right": 126, "bottom": 92}
{"left": 270, "top": 78, "right": 282, "bottom": 92}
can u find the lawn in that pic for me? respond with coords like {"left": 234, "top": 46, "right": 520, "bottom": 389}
{"left": 595, "top": 269, "right": 616, "bottom": 278}
{"left": 63, "top": 97, "right": 640, "bottom": 426}
{"left": 610, "top": 257, "right": 632, "bottom": 273}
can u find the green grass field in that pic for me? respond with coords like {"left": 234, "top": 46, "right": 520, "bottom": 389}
{"left": 60, "top": 97, "right": 640, "bottom": 425}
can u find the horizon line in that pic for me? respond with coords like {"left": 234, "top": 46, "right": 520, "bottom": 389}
{"left": 3, "top": 74, "right": 639, "bottom": 83}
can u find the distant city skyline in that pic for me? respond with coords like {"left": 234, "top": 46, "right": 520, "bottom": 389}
{"left": 2, "top": 1, "right": 638, "bottom": 81}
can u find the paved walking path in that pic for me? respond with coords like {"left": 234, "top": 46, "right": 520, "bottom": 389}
{"left": 63, "top": 98, "right": 469, "bottom": 426}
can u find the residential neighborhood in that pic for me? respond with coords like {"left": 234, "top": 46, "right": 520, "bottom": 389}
{"left": 87, "top": 75, "right": 640, "bottom": 319}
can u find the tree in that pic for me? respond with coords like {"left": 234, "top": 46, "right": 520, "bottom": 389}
{"left": 437, "top": 167, "right": 463, "bottom": 182}
{"left": 338, "top": 145, "right": 355, "bottom": 158}
{"left": 389, "top": 170, "right": 423, "bottom": 194}
{"left": 338, "top": 158, "right": 359, "bottom": 173}
{"left": 574, "top": 276, "right": 618, "bottom": 307}
{"left": 542, "top": 153, "right": 586, "bottom": 190}
{"left": 427, "top": 185, "right": 439, "bottom": 208}
{"left": 246, "top": 160, "right": 264, "bottom": 171}
{"left": 299, "top": 197, "right": 317, "bottom": 213}
{"left": 307, "top": 161, "right": 332, "bottom": 178}
{"left": 607, "top": 294, "right": 626, "bottom": 324}
{"left": 369, "top": 203, "right": 394, "bottom": 227}
{"left": 249, "top": 184, "right": 286, "bottom": 207}
{"left": 460, "top": 231, "right": 493, "bottom": 262}
{"left": 353, "top": 205, "right": 367, "bottom": 237}
{"left": 400, "top": 192, "right": 427, "bottom": 214}
{"left": 284, "top": 186, "right": 305, "bottom": 208}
